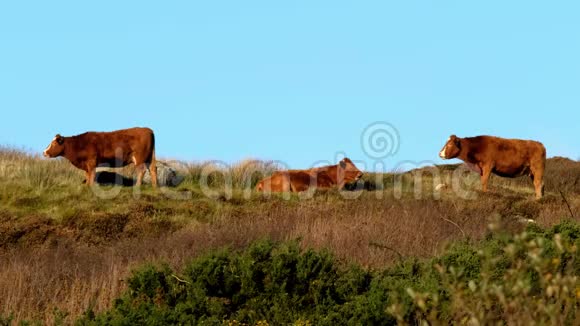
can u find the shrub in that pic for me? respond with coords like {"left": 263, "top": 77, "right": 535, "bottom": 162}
{"left": 0, "top": 314, "right": 14, "bottom": 326}
{"left": 79, "top": 222, "right": 580, "bottom": 325}
{"left": 78, "top": 240, "right": 393, "bottom": 325}
{"left": 394, "top": 224, "right": 580, "bottom": 325}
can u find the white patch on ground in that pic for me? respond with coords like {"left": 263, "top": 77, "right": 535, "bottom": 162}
{"left": 435, "top": 183, "right": 448, "bottom": 191}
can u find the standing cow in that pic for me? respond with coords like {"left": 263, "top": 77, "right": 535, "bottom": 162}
{"left": 439, "top": 135, "right": 546, "bottom": 198}
{"left": 43, "top": 127, "right": 158, "bottom": 187}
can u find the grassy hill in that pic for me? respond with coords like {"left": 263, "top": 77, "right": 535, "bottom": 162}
{"left": 0, "top": 148, "right": 578, "bottom": 324}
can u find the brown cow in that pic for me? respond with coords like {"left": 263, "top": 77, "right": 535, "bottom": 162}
{"left": 43, "top": 127, "right": 158, "bottom": 187}
{"left": 439, "top": 135, "right": 546, "bottom": 198}
{"left": 255, "top": 158, "right": 363, "bottom": 193}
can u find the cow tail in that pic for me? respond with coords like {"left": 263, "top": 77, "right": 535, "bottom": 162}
{"left": 542, "top": 144, "right": 547, "bottom": 161}
{"left": 149, "top": 131, "right": 158, "bottom": 187}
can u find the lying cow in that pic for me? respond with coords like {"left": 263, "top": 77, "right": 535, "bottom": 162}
{"left": 439, "top": 135, "right": 546, "bottom": 198}
{"left": 255, "top": 158, "right": 364, "bottom": 193}
{"left": 43, "top": 127, "right": 158, "bottom": 187}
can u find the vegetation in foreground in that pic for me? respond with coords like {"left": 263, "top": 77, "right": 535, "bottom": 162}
{"left": 0, "top": 148, "right": 578, "bottom": 324}
{"left": 67, "top": 221, "right": 580, "bottom": 325}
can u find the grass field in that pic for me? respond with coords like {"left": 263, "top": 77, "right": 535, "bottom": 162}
{"left": 0, "top": 148, "right": 578, "bottom": 324}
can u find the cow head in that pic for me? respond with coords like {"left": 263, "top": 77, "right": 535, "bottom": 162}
{"left": 439, "top": 135, "right": 461, "bottom": 159}
{"left": 338, "top": 158, "right": 364, "bottom": 183}
{"left": 43, "top": 134, "right": 66, "bottom": 158}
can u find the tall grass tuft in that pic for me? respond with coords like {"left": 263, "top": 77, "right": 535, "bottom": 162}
{"left": 181, "top": 159, "right": 281, "bottom": 190}
{"left": 0, "top": 147, "right": 82, "bottom": 191}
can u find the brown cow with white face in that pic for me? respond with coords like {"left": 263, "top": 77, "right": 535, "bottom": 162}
{"left": 43, "top": 127, "right": 157, "bottom": 187}
{"left": 439, "top": 135, "right": 546, "bottom": 198}
{"left": 255, "top": 158, "right": 364, "bottom": 193}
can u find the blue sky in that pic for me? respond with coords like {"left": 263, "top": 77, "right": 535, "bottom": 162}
{"left": 1, "top": 1, "right": 578, "bottom": 170}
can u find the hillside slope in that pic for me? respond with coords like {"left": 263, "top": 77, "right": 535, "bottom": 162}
{"left": 0, "top": 148, "right": 578, "bottom": 323}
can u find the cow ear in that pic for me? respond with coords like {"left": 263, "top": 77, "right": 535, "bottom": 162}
{"left": 56, "top": 134, "right": 64, "bottom": 145}
{"left": 339, "top": 160, "right": 347, "bottom": 169}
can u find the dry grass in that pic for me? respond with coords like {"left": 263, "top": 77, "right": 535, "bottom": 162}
{"left": 0, "top": 148, "right": 578, "bottom": 324}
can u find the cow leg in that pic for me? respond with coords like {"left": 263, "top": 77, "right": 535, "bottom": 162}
{"left": 84, "top": 171, "right": 91, "bottom": 185}
{"left": 85, "top": 168, "right": 96, "bottom": 186}
{"left": 144, "top": 150, "right": 158, "bottom": 188}
{"left": 133, "top": 153, "right": 149, "bottom": 187}
{"left": 83, "top": 160, "right": 97, "bottom": 186}
{"left": 148, "top": 160, "right": 158, "bottom": 188}
{"left": 481, "top": 166, "right": 492, "bottom": 193}
{"left": 530, "top": 159, "right": 545, "bottom": 199}
{"left": 531, "top": 171, "right": 545, "bottom": 199}
{"left": 135, "top": 163, "right": 146, "bottom": 187}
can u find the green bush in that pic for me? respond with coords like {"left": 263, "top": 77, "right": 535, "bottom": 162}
{"left": 77, "top": 241, "right": 394, "bottom": 325}
{"left": 393, "top": 221, "right": 580, "bottom": 325}
{"left": 0, "top": 314, "right": 14, "bottom": 326}
{"left": 78, "top": 222, "right": 580, "bottom": 325}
